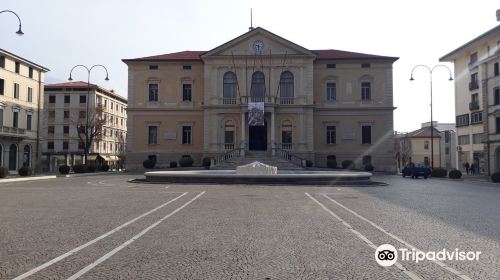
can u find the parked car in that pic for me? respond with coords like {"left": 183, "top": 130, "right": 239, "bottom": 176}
{"left": 402, "top": 163, "right": 431, "bottom": 179}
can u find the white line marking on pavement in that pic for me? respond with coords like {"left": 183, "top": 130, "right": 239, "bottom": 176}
{"left": 321, "top": 193, "right": 473, "bottom": 280}
{"left": 66, "top": 191, "right": 206, "bottom": 280}
{"left": 305, "top": 193, "right": 422, "bottom": 280}
{"left": 12, "top": 192, "right": 189, "bottom": 280}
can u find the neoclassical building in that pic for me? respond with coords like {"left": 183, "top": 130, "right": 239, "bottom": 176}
{"left": 123, "top": 27, "right": 398, "bottom": 170}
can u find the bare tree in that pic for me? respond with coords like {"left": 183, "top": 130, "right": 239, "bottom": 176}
{"left": 72, "top": 104, "right": 106, "bottom": 163}
{"left": 395, "top": 133, "right": 412, "bottom": 168}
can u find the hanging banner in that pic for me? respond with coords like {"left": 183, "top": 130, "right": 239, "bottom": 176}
{"left": 248, "top": 102, "right": 264, "bottom": 126}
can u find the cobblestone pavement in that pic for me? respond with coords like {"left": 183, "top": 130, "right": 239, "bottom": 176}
{"left": 0, "top": 174, "right": 498, "bottom": 279}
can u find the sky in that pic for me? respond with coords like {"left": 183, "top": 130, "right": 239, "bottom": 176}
{"left": 1, "top": 0, "right": 499, "bottom": 133}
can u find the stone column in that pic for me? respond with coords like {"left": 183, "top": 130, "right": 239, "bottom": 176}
{"left": 271, "top": 111, "right": 276, "bottom": 156}
{"left": 240, "top": 111, "right": 245, "bottom": 157}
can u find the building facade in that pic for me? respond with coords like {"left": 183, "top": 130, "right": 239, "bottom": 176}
{"left": 0, "top": 48, "right": 48, "bottom": 172}
{"left": 42, "top": 82, "right": 127, "bottom": 171}
{"left": 123, "top": 27, "right": 398, "bottom": 170}
{"left": 440, "top": 23, "right": 500, "bottom": 174}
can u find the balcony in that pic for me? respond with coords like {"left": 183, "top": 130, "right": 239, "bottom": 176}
{"left": 0, "top": 126, "right": 34, "bottom": 139}
{"left": 469, "top": 81, "right": 479, "bottom": 91}
{"left": 468, "top": 61, "right": 479, "bottom": 70}
{"left": 281, "top": 143, "right": 292, "bottom": 150}
{"left": 469, "top": 101, "right": 480, "bottom": 111}
{"left": 218, "top": 96, "right": 308, "bottom": 105}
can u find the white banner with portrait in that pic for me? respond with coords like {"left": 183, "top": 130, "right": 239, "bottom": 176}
{"left": 248, "top": 102, "right": 264, "bottom": 126}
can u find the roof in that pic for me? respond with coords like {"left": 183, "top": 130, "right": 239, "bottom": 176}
{"left": 0, "top": 48, "right": 50, "bottom": 72}
{"left": 45, "top": 81, "right": 127, "bottom": 103}
{"left": 405, "top": 126, "right": 442, "bottom": 138}
{"left": 122, "top": 51, "right": 205, "bottom": 62}
{"left": 312, "top": 49, "right": 398, "bottom": 61}
{"left": 440, "top": 24, "right": 500, "bottom": 62}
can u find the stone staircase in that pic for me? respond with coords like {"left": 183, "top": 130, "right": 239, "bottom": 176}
{"left": 213, "top": 151, "right": 303, "bottom": 170}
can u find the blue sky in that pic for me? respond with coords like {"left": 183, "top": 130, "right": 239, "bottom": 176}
{"left": 1, "top": 0, "right": 499, "bottom": 132}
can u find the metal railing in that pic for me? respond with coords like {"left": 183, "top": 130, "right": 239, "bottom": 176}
{"left": 214, "top": 148, "right": 240, "bottom": 166}
{"left": 224, "top": 143, "right": 235, "bottom": 150}
{"left": 274, "top": 147, "right": 304, "bottom": 167}
{"left": 469, "top": 81, "right": 479, "bottom": 90}
{"left": 469, "top": 101, "right": 480, "bottom": 111}
{"left": 281, "top": 143, "right": 292, "bottom": 150}
{"left": 222, "top": 98, "right": 236, "bottom": 105}
{"left": 218, "top": 96, "right": 308, "bottom": 105}
{"left": 278, "top": 97, "right": 294, "bottom": 105}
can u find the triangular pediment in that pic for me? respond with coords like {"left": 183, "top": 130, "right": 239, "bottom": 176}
{"left": 202, "top": 27, "right": 315, "bottom": 57}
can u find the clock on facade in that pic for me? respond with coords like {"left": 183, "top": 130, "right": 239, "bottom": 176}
{"left": 252, "top": 40, "right": 264, "bottom": 52}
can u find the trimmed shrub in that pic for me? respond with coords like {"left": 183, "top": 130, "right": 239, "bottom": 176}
{"left": 449, "top": 169, "right": 462, "bottom": 179}
{"left": 342, "top": 160, "right": 354, "bottom": 169}
{"left": 491, "top": 172, "right": 500, "bottom": 183}
{"left": 169, "top": 161, "right": 178, "bottom": 168}
{"left": 364, "top": 163, "right": 374, "bottom": 172}
{"left": 143, "top": 159, "right": 156, "bottom": 169}
{"left": 305, "top": 160, "right": 313, "bottom": 167}
{"left": 431, "top": 167, "right": 447, "bottom": 178}
{"left": 87, "top": 165, "right": 96, "bottom": 173}
{"left": 73, "top": 164, "right": 89, "bottom": 173}
{"left": 202, "top": 157, "right": 212, "bottom": 169}
{"left": 59, "top": 165, "right": 70, "bottom": 175}
{"left": 18, "top": 166, "right": 33, "bottom": 177}
{"left": 179, "top": 155, "right": 194, "bottom": 167}
{"left": 100, "top": 164, "right": 110, "bottom": 172}
{"left": 0, "top": 166, "right": 8, "bottom": 178}
{"left": 326, "top": 155, "right": 337, "bottom": 169}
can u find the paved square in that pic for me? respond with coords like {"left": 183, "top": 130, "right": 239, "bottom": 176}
{"left": 0, "top": 174, "right": 499, "bottom": 279}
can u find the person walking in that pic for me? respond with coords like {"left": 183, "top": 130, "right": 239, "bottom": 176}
{"left": 470, "top": 163, "right": 475, "bottom": 175}
{"left": 465, "top": 162, "right": 470, "bottom": 175}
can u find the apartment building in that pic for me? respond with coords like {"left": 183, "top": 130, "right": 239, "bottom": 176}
{"left": 42, "top": 81, "right": 127, "bottom": 171}
{"left": 440, "top": 21, "right": 500, "bottom": 174}
{"left": 123, "top": 27, "right": 398, "bottom": 170}
{"left": 0, "top": 48, "right": 49, "bottom": 172}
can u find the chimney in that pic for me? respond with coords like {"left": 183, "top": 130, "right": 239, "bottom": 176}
{"left": 497, "top": 9, "right": 500, "bottom": 21}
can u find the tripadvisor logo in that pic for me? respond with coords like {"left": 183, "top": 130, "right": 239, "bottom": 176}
{"left": 375, "top": 244, "right": 482, "bottom": 266}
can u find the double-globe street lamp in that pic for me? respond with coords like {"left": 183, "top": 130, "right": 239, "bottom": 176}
{"left": 0, "top": 10, "right": 24, "bottom": 35}
{"left": 410, "top": 64, "right": 453, "bottom": 169}
{"left": 68, "top": 65, "right": 109, "bottom": 163}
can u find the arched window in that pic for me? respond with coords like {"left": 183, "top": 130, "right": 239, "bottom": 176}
{"left": 250, "top": 71, "right": 265, "bottom": 101}
{"left": 23, "top": 145, "right": 31, "bottom": 167}
{"left": 223, "top": 72, "right": 237, "bottom": 104}
{"left": 279, "top": 71, "right": 294, "bottom": 104}
{"left": 224, "top": 120, "right": 235, "bottom": 150}
{"left": 281, "top": 120, "right": 293, "bottom": 150}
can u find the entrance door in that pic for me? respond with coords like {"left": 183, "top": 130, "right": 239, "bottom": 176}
{"left": 249, "top": 122, "right": 267, "bottom": 151}
{"left": 496, "top": 149, "right": 500, "bottom": 172}
{"left": 9, "top": 144, "right": 17, "bottom": 171}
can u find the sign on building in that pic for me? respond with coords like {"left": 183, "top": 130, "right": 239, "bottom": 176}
{"left": 248, "top": 102, "right": 264, "bottom": 126}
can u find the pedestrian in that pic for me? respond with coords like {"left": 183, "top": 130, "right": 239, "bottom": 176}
{"left": 465, "top": 162, "right": 470, "bottom": 175}
{"left": 470, "top": 163, "right": 475, "bottom": 175}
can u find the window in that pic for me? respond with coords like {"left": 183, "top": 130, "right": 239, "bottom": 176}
{"left": 182, "top": 126, "right": 192, "bottom": 144}
{"left": 79, "top": 111, "right": 86, "bottom": 119}
{"left": 149, "top": 65, "right": 158, "bottom": 70}
{"left": 48, "top": 126, "right": 54, "bottom": 134}
{"left": 116, "top": 104, "right": 118, "bottom": 110}
{"left": 12, "top": 112, "right": 18, "bottom": 128}
{"left": 326, "top": 82, "right": 336, "bottom": 101}
{"left": 27, "top": 87, "right": 33, "bottom": 102}
{"left": 0, "top": 56, "right": 4, "bottom": 68}
{"left": 279, "top": 71, "right": 294, "bottom": 102}
{"left": 63, "top": 126, "right": 69, "bottom": 134}
{"left": 29, "top": 67, "right": 33, "bottom": 79}
{"left": 472, "top": 133, "right": 483, "bottom": 144}
{"left": 456, "top": 114, "right": 469, "bottom": 127}
{"left": 80, "top": 95, "right": 86, "bottom": 103}
{"left": 148, "top": 126, "right": 158, "bottom": 144}
{"left": 458, "top": 135, "right": 470, "bottom": 145}
{"left": 64, "top": 95, "right": 70, "bottom": 103}
{"left": 0, "top": 79, "right": 4, "bottom": 95}
{"left": 281, "top": 121, "right": 292, "bottom": 149}
{"left": 26, "top": 115, "right": 32, "bottom": 131}
{"left": 78, "top": 141, "right": 84, "bottom": 150}
{"left": 15, "top": 62, "right": 20, "bottom": 74}
{"left": 471, "top": 93, "right": 479, "bottom": 104}
{"left": 361, "top": 63, "right": 371, "bottom": 68}
{"left": 495, "top": 63, "right": 499, "bottom": 76}
{"left": 445, "top": 131, "right": 451, "bottom": 143}
{"left": 121, "top": 119, "right": 123, "bottom": 126}
{"left": 49, "top": 95, "right": 56, "bottom": 103}
{"left": 470, "top": 73, "right": 479, "bottom": 90}
{"left": 49, "top": 110, "right": 55, "bottom": 118}
{"left": 470, "top": 52, "right": 478, "bottom": 64}
{"left": 326, "top": 126, "right": 336, "bottom": 144}
{"left": 471, "top": 112, "right": 483, "bottom": 124}
{"left": 48, "top": 142, "right": 54, "bottom": 150}
{"left": 361, "top": 82, "right": 371, "bottom": 100}
{"left": 183, "top": 65, "right": 192, "bottom": 70}
{"left": 148, "top": 83, "right": 158, "bottom": 101}
{"left": 250, "top": 71, "right": 265, "bottom": 100}
{"left": 424, "top": 141, "right": 429, "bottom": 150}
{"left": 223, "top": 72, "right": 237, "bottom": 102}
{"left": 445, "top": 147, "right": 450, "bottom": 155}
{"left": 182, "top": 84, "right": 192, "bottom": 102}
{"left": 224, "top": 121, "right": 235, "bottom": 148}
{"left": 497, "top": 117, "right": 500, "bottom": 133}
{"left": 326, "top": 64, "right": 336, "bottom": 69}
{"left": 0, "top": 109, "right": 3, "bottom": 127}
{"left": 64, "top": 110, "right": 69, "bottom": 119}
{"left": 63, "top": 142, "right": 69, "bottom": 150}
{"left": 362, "top": 125, "right": 371, "bottom": 144}
{"left": 494, "top": 87, "right": 500, "bottom": 106}
{"left": 13, "top": 83, "right": 19, "bottom": 99}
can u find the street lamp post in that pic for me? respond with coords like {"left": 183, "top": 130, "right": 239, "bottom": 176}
{"left": 410, "top": 64, "right": 453, "bottom": 170}
{"left": 68, "top": 65, "right": 109, "bottom": 164}
{"left": 0, "top": 10, "right": 24, "bottom": 35}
